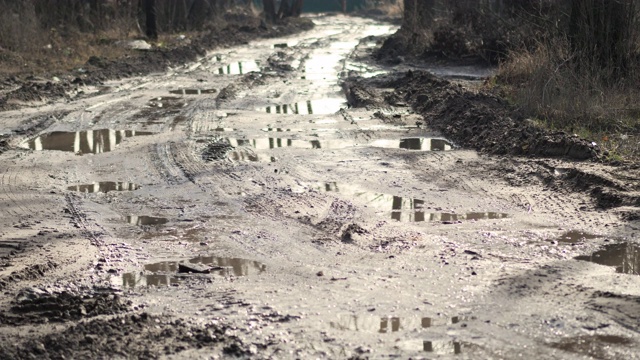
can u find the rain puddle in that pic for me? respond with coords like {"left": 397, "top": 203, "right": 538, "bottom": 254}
{"left": 556, "top": 230, "right": 601, "bottom": 244}
{"left": 330, "top": 315, "right": 467, "bottom": 333}
{"left": 121, "top": 256, "right": 266, "bottom": 288}
{"left": 67, "top": 182, "right": 140, "bottom": 193}
{"left": 226, "top": 138, "right": 354, "bottom": 150}
{"left": 369, "top": 138, "right": 454, "bottom": 151}
{"left": 549, "top": 335, "right": 633, "bottom": 359}
{"left": 216, "top": 61, "right": 260, "bottom": 75}
{"left": 228, "top": 149, "right": 276, "bottom": 163}
{"left": 263, "top": 98, "right": 346, "bottom": 115}
{"left": 23, "top": 129, "right": 154, "bottom": 154}
{"left": 575, "top": 242, "right": 640, "bottom": 275}
{"left": 314, "top": 183, "right": 508, "bottom": 223}
{"left": 148, "top": 96, "right": 187, "bottom": 109}
{"left": 169, "top": 89, "right": 217, "bottom": 95}
{"left": 394, "top": 212, "right": 510, "bottom": 223}
{"left": 396, "top": 339, "right": 470, "bottom": 355}
{"left": 126, "top": 216, "right": 169, "bottom": 226}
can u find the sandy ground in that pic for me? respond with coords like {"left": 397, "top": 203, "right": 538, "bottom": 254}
{"left": 0, "top": 14, "right": 639, "bottom": 359}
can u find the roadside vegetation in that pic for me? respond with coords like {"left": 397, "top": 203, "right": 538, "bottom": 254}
{"left": 383, "top": 0, "right": 640, "bottom": 161}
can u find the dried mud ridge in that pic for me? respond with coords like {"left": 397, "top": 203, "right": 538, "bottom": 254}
{"left": 346, "top": 71, "right": 600, "bottom": 160}
{"left": 0, "top": 16, "right": 314, "bottom": 112}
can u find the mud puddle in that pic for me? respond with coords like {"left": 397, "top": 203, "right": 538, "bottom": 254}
{"left": 228, "top": 149, "right": 276, "bottom": 163}
{"left": 22, "top": 129, "right": 154, "bottom": 154}
{"left": 216, "top": 61, "right": 261, "bottom": 75}
{"left": 68, "top": 182, "right": 140, "bottom": 193}
{"left": 263, "top": 98, "right": 346, "bottom": 115}
{"left": 549, "top": 335, "right": 634, "bottom": 359}
{"left": 315, "top": 183, "right": 507, "bottom": 223}
{"left": 555, "top": 230, "right": 602, "bottom": 244}
{"left": 127, "top": 216, "right": 169, "bottom": 226}
{"left": 369, "top": 137, "right": 454, "bottom": 151}
{"left": 575, "top": 242, "right": 640, "bottom": 275}
{"left": 121, "top": 256, "right": 266, "bottom": 288}
{"left": 169, "top": 89, "right": 217, "bottom": 95}
{"left": 330, "top": 314, "right": 469, "bottom": 333}
{"left": 226, "top": 137, "right": 353, "bottom": 150}
{"left": 148, "top": 96, "right": 187, "bottom": 109}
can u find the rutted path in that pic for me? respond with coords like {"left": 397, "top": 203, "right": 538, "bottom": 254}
{"left": 0, "top": 15, "right": 638, "bottom": 359}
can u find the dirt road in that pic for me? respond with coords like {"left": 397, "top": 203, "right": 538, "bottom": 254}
{"left": 0, "top": 15, "right": 639, "bottom": 359}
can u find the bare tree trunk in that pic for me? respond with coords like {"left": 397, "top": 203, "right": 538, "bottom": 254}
{"left": 291, "top": 0, "right": 304, "bottom": 17}
{"left": 277, "top": 0, "right": 290, "bottom": 19}
{"left": 145, "top": 0, "right": 158, "bottom": 40}
{"left": 403, "top": 0, "right": 417, "bottom": 31}
{"left": 342, "top": 0, "right": 347, "bottom": 13}
{"left": 264, "top": 0, "right": 277, "bottom": 22}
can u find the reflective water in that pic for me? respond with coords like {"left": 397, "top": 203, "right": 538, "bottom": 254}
{"left": 126, "top": 216, "right": 169, "bottom": 226}
{"left": 330, "top": 315, "right": 466, "bottom": 333}
{"left": 226, "top": 138, "right": 354, "bottom": 150}
{"left": 228, "top": 149, "right": 276, "bottom": 163}
{"left": 23, "top": 129, "right": 154, "bottom": 154}
{"left": 148, "top": 96, "right": 187, "bottom": 109}
{"left": 170, "top": 89, "right": 217, "bottom": 95}
{"left": 575, "top": 242, "right": 640, "bottom": 275}
{"left": 68, "top": 182, "right": 140, "bottom": 193}
{"left": 315, "top": 183, "right": 508, "bottom": 223}
{"left": 556, "top": 230, "right": 601, "bottom": 244}
{"left": 121, "top": 256, "right": 266, "bottom": 287}
{"left": 216, "top": 61, "right": 261, "bottom": 75}
{"left": 369, "top": 138, "right": 454, "bottom": 151}
{"left": 263, "top": 98, "right": 346, "bottom": 115}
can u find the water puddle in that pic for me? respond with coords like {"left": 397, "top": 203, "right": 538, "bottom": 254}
{"left": 169, "top": 89, "right": 217, "bottom": 95}
{"left": 148, "top": 96, "right": 187, "bottom": 109}
{"left": 369, "top": 138, "right": 454, "bottom": 151}
{"left": 216, "top": 61, "right": 260, "bottom": 75}
{"left": 550, "top": 335, "right": 633, "bottom": 359}
{"left": 126, "top": 216, "right": 169, "bottom": 226}
{"left": 556, "top": 230, "right": 601, "bottom": 244}
{"left": 394, "top": 212, "right": 510, "bottom": 223}
{"left": 228, "top": 149, "right": 276, "bottom": 163}
{"left": 314, "top": 183, "right": 507, "bottom": 223}
{"left": 261, "top": 127, "right": 303, "bottom": 133}
{"left": 23, "top": 129, "right": 154, "bottom": 154}
{"left": 67, "top": 182, "right": 140, "bottom": 193}
{"left": 330, "top": 315, "right": 467, "bottom": 333}
{"left": 121, "top": 256, "right": 266, "bottom": 287}
{"left": 226, "top": 138, "right": 354, "bottom": 150}
{"left": 263, "top": 98, "right": 346, "bottom": 115}
{"left": 575, "top": 242, "right": 640, "bottom": 275}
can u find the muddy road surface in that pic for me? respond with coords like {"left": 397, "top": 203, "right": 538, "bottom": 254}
{"left": 1, "top": 15, "right": 639, "bottom": 359}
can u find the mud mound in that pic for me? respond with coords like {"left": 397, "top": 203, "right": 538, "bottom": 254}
{"left": 4, "top": 286, "right": 131, "bottom": 325}
{"left": 0, "top": 261, "right": 57, "bottom": 291}
{"left": 0, "top": 81, "right": 70, "bottom": 111}
{"left": 0, "top": 134, "right": 8, "bottom": 155}
{"left": 0, "top": 313, "right": 249, "bottom": 359}
{"left": 202, "top": 140, "right": 234, "bottom": 162}
{"left": 348, "top": 71, "right": 600, "bottom": 160}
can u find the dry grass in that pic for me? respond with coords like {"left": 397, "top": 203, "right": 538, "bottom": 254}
{"left": 497, "top": 38, "right": 640, "bottom": 161}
